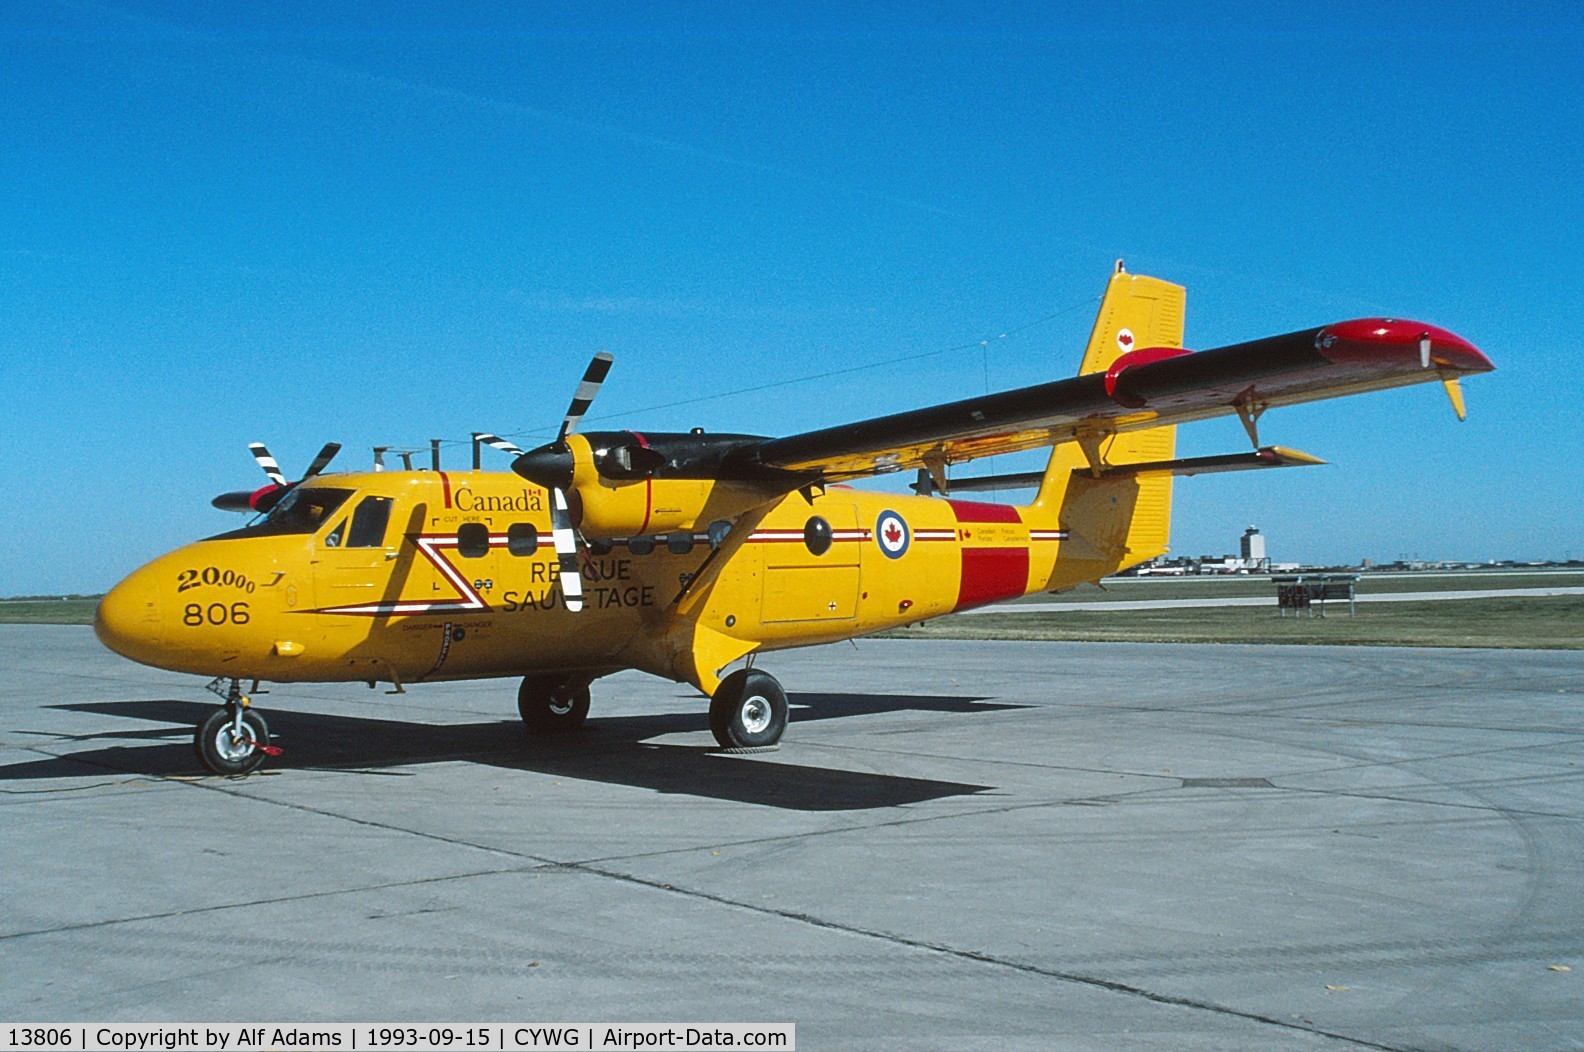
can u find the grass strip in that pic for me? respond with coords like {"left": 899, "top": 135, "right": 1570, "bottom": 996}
{"left": 8, "top": 595, "right": 1579, "bottom": 649}
{"left": 882, "top": 596, "right": 1584, "bottom": 649}
{"left": 0, "top": 599, "right": 101, "bottom": 625}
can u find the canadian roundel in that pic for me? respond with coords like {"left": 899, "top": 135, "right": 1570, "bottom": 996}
{"left": 875, "top": 510, "right": 910, "bottom": 559}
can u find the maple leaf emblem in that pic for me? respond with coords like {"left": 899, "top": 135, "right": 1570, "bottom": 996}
{"left": 885, "top": 523, "right": 902, "bottom": 544}
{"left": 1118, "top": 330, "right": 1134, "bottom": 348}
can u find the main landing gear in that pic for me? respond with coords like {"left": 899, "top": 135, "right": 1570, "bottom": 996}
{"left": 709, "top": 668, "right": 788, "bottom": 751}
{"left": 518, "top": 675, "right": 592, "bottom": 733}
{"left": 514, "top": 668, "right": 791, "bottom": 751}
{"left": 195, "top": 678, "right": 278, "bottom": 775}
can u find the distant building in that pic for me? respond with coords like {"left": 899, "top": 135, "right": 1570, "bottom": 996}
{"left": 1122, "top": 525, "right": 1276, "bottom": 576}
{"left": 1240, "top": 526, "right": 1269, "bottom": 571}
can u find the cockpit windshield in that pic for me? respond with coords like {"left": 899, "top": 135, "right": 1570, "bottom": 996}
{"left": 206, "top": 487, "right": 354, "bottom": 541}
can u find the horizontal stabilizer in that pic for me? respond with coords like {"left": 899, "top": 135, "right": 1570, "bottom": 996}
{"left": 913, "top": 470, "right": 1043, "bottom": 494}
{"left": 1080, "top": 445, "right": 1326, "bottom": 480}
{"left": 916, "top": 446, "right": 1324, "bottom": 494}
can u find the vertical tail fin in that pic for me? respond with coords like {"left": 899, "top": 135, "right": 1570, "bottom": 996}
{"left": 1025, "top": 263, "right": 1185, "bottom": 586}
{"left": 1072, "top": 261, "right": 1187, "bottom": 377}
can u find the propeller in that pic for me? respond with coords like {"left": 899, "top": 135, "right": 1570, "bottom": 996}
{"left": 211, "top": 441, "right": 342, "bottom": 514}
{"left": 475, "top": 431, "right": 587, "bottom": 614}
{"left": 478, "top": 353, "right": 617, "bottom": 614}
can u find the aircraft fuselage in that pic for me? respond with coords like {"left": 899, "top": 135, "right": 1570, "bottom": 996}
{"left": 95, "top": 469, "right": 1096, "bottom": 695}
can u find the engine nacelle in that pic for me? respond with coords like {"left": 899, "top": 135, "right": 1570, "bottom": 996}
{"left": 575, "top": 474, "right": 786, "bottom": 538}
{"left": 517, "top": 431, "right": 797, "bottom": 538}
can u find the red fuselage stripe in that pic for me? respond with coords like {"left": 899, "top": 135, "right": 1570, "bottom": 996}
{"left": 956, "top": 546, "right": 1031, "bottom": 611}
{"left": 946, "top": 500, "right": 1027, "bottom": 610}
{"left": 945, "top": 499, "right": 1023, "bottom": 524}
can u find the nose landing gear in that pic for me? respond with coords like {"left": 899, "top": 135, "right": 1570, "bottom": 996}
{"left": 195, "top": 678, "right": 278, "bottom": 775}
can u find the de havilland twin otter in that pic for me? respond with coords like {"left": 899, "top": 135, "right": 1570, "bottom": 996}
{"left": 95, "top": 265, "right": 1493, "bottom": 774}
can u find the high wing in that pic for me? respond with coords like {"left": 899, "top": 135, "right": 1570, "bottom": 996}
{"left": 730, "top": 318, "right": 1492, "bottom": 483}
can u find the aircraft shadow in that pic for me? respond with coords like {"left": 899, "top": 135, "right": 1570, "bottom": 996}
{"left": 1, "top": 693, "right": 1026, "bottom": 811}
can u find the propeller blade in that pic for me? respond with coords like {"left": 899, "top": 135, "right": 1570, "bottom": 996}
{"left": 549, "top": 487, "right": 584, "bottom": 613}
{"left": 475, "top": 432, "right": 528, "bottom": 458}
{"left": 555, "top": 351, "right": 614, "bottom": 446}
{"left": 302, "top": 442, "right": 342, "bottom": 479}
{"left": 248, "top": 443, "right": 288, "bottom": 487}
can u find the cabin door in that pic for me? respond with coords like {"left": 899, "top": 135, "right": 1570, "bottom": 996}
{"left": 759, "top": 503, "right": 861, "bottom": 623}
{"left": 311, "top": 494, "right": 398, "bottom": 624}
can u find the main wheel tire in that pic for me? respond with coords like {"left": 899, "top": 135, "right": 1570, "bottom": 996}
{"left": 709, "top": 669, "right": 788, "bottom": 750}
{"left": 518, "top": 677, "right": 591, "bottom": 733}
{"left": 194, "top": 708, "right": 271, "bottom": 775}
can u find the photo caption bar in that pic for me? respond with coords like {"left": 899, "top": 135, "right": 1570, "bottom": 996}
{"left": 0, "top": 1026, "right": 793, "bottom": 1052}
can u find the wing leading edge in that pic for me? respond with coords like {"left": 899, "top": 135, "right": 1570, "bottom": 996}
{"left": 729, "top": 317, "right": 1492, "bottom": 483}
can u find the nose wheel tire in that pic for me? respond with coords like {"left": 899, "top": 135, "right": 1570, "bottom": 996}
{"left": 194, "top": 708, "right": 271, "bottom": 775}
{"left": 709, "top": 669, "right": 788, "bottom": 750}
{"left": 518, "top": 677, "right": 591, "bottom": 733}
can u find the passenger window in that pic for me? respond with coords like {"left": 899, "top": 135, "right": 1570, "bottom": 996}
{"left": 666, "top": 533, "right": 695, "bottom": 556}
{"left": 587, "top": 537, "right": 614, "bottom": 556}
{"left": 628, "top": 536, "right": 655, "bottom": 556}
{"left": 324, "top": 519, "right": 346, "bottom": 548}
{"left": 347, "top": 496, "right": 393, "bottom": 548}
{"left": 457, "top": 522, "right": 490, "bottom": 558}
{"left": 707, "top": 520, "right": 732, "bottom": 550}
{"left": 507, "top": 522, "right": 539, "bottom": 557}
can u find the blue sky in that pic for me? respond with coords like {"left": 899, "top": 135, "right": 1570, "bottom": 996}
{"left": 3, "top": 2, "right": 1581, "bottom": 594}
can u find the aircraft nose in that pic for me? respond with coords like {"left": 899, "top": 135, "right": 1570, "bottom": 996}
{"left": 94, "top": 563, "right": 165, "bottom": 663}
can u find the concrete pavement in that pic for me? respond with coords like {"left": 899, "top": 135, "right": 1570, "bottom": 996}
{"left": 3, "top": 626, "right": 1582, "bottom": 1050}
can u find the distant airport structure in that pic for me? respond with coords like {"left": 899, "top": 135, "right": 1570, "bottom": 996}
{"left": 1128, "top": 525, "right": 1292, "bottom": 576}
{"left": 1240, "top": 526, "right": 1267, "bottom": 570}
{"left": 1124, "top": 522, "right": 1584, "bottom": 577}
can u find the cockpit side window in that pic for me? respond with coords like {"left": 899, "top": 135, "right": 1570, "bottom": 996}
{"left": 324, "top": 519, "right": 346, "bottom": 548}
{"left": 206, "top": 487, "right": 354, "bottom": 541}
{"left": 347, "top": 496, "right": 393, "bottom": 548}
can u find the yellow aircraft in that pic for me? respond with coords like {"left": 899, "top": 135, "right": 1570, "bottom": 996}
{"left": 95, "top": 265, "right": 1493, "bottom": 774}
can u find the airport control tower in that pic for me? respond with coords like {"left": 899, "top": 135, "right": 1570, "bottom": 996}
{"left": 1240, "top": 526, "right": 1268, "bottom": 571}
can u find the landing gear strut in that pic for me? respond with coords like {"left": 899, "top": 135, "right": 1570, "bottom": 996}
{"left": 194, "top": 678, "right": 274, "bottom": 775}
{"left": 709, "top": 669, "right": 788, "bottom": 751}
{"left": 518, "top": 676, "right": 591, "bottom": 733}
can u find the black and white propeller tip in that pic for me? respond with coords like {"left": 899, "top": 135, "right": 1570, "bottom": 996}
{"left": 557, "top": 351, "right": 614, "bottom": 444}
